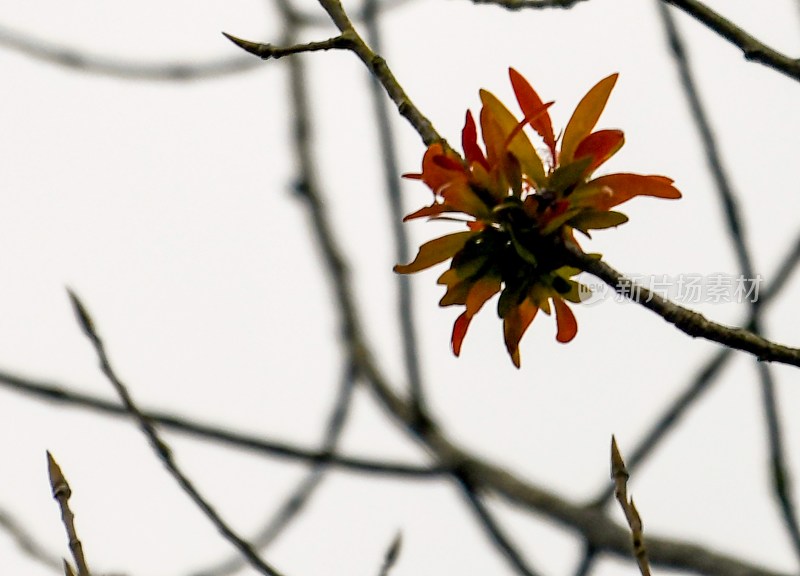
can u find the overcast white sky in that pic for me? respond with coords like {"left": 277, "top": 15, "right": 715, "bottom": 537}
{"left": 1, "top": 1, "right": 799, "bottom": 575}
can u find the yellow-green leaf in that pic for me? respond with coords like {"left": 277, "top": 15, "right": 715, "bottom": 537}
{"left": 560, "top": 74, "right": 618, "bottom": 165}
{"left": 547, "top": 157, "right": 592, "bottom": 195}
{"left": 480, "top": 90, "right": 546, "bottom": 186}
{"left": 569, "top": 210, "right": 629, "bottom": 233}
{"left": 394, "top": 231, "right": 476, "bottom": 274}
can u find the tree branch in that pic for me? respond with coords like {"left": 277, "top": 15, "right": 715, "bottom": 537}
{"left": 67, "top": 290, "right": 285, "bottom": 576}
{"left": 561, "top": 244, "right": 800, "bottom": 368}
{"left": 0, "top": 507, "right": 61, "bottom": 572}
{"left": 280, "top": 13, "right": 796, "bottom": 570}
{"left": 0, "top": 368, "right": 441, "bottom": 478}
{"left": 611, "top": 438, "right": 651, "bottom": 576}
{"left": 47, "top": 453, "right": 92, "bottom": 576}
{"left": 469, "top": 0, "right": 589, "bottom": 8}
{"left": 221, "top": 32, "right": 353, "bottom": 61}
{"left": 661, "top": 0, "right": 800, "bottom": 82}
{"left": 0, "top": 23, "right": 260, "bottom": 81}
{"left": 362, "top": 0, "right": 427, "bottom": 415}
{"left": 658, "top": 1, "right": 800, "bottom": 563}
{"left": 456, "top": 473, "right": 543, "bottom": 576}
{"left": 225, "top": 0, "right": 444, "bottom": 147}
{"left": 188, "top": 361, "right": 359, "bottom": 576}
{"left": 590, "top": 232, "right": 800, "bottom": 507}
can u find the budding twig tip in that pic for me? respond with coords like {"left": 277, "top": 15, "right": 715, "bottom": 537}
{"left": 221, "top": 32, "right": 269, "bottom": 58}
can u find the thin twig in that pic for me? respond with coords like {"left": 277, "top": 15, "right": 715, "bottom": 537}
{"left": 584, "top": 233, "right": 800, "bottom": 569}
{"left": 0, "top": 23, "right": 260, "bottom": 81}
{"left": 592, "top": 347, "right": 731, "bottom": 508}
{"left": 223, "top": 0, "right": 443, "bottom": 147}
{"left": 317, "top": 0, "right": 443, "bottom": 146}
{"left": 758, "top": 360, "right": 800, "bottom": 562}
{"left": 66, "top": 290, "right": 286, "bottom": 576}
{"left": 658, "top": 1, "right": 800, "bottom": 564}
{"left": 561, "top": 243, "right": 800, "bottom": 367}
{"left": 571, "top": 543, "right": 597, "bottom": 576}
{"left": 376, "top": 532, "right": 403, "bottom": 576}
{"left": 47, "top": 452, "right": 92, "bottom": 576}
{"left": 470, "top": 0, "right": 589, "bottom": 8}
{"left": 190, "top": 361, "right": 359, "bottom": 576}
{"left": 0, "top": 0, "right": 414, "bottom": 80}
{"left": 0, "top": 368, "right": 441, "bottom": 478}
{"left": 661, "top": 0, "right": 800, "bottom": 82}
{"left": 657, "top": 3, "right": 754, "bottom": 281}
{"left": 610, "top": 438, "right": 651, "bottom": 576}
{"left": 357, "top": 345, "right": 791, "bottom": 576}
{"left": 591, "top": 232, "right": 800, "bottom": 507}
{"left": 221, "top": 33, "right": 353, "bottom": 61}
{"left": 0, "top": 506, "right": 62, "bottom": 571}
{"left": 362, "top": 0, "right": 427, "bottom": 416}
{"left": 456, "top": 474, "right": 543, "bottom": 576}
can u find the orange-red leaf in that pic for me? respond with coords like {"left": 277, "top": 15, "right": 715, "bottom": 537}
{"left": 560, "top": 74, "right": 618, "bottom": 165}
{"left": 419, "top": 144, "right": 467, "bottom": 193}
{"left": 439, "top": 181, "right": 492, "bottom": 218}
{"left": 451, "top": 312, "right": 472, "bottom": 356}
{"left": 402, "top": 203, "right": 456, "bottom": 221}
{"left": 509, "top": 68, "right": 556, "bottom": 161}
{"left": 581, "top": 173, "right": 682, "bottom": 210}
{"left": 462, "top": 111, "right": 489, "bottom": 170}
{"left": 502, "top": 298, "right": 539, "bottom": 368}
{"left": 553, "top": 297, "right": 578, "bottom": 343}
{"left": 465, "top": 274, "right": 502, "bottom": 317}
{"left": 573, "top": 129, "right": 624, "bottom": 174}
{"left": 394, "top": 231, "right": 476, "bottom": 274}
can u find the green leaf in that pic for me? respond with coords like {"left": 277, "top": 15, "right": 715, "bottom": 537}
{"left": 569, "top": 210, "right": 628, "bottom": 233}
{"left": 547, "top": 157, "right": 592, "bottom": 195}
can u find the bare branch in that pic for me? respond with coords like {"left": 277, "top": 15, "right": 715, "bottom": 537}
{"left": 221, "top": 32, "right": 353, "bottom": 61}
{"left": 611, "top": 438, "right": 651, "bottom": 576}
{"left": 590, "top": 233, "right": 800, "bottom": 507}
{"left": 358, "top": 349, "right": 792, "bottom": 576}
{"left": 661, "top": 0, "right": 800, "bottom": 82}
{"left": 0, "top": 368, "right": 442, "bottom": 478}
{"left": 361, "top": 0, "right": 427, "bottom": 414}
{"left": 758, "top": 360, "right": 800, "bottom": 564}
{"left": 470, "top": 0, "right": 589, "bottom": 8}
{"left": 658, "top": 2, "right": 800, "bottom": 563}
{"left": 0, "top": 506, "right": 61, "bottom": 572}
{"left": 280, "top": 10, "right": 797, "bottom": 571}
{"left": 462, "top": 0, "right": 800, "bottom": 81}
{"left": 561, "top": 244, "right": 800, "bottom": 368}
{"left": 66, "top": 290, "right": 286, "bottom": 576}
{"left": 376, "top": 532, "right": 403, "bottom": 576}
{"left": 47, "top": 452, "right": 92, "bottom": 576}
{"left": 571, "top": 543, "right": 597, "bottom": 576}
{"left": 189, "top": 361, "right": 359, "bottom": 576}
{"left": 0, "top": 23, "right": 260, "bottom": 81}
{"left": 315, "top": 0, "right": 434, "bottom": 139}
{"left": 456, "top": 474, "right": 543, "bottom": 576}
{"left": 261, "top": 0, "right": 443, "bottom": 146}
